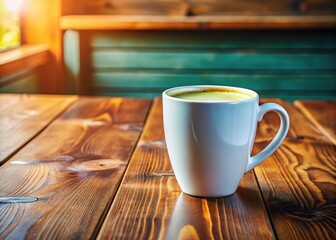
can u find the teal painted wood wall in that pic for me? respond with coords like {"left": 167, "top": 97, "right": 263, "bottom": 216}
{"left": 65, "top": 30, "right": 336, "bottom": 100}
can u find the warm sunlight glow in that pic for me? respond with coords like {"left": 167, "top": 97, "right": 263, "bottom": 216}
{"left": 0, "top": 0, "right": 21, "bottom": 51}
{"left": 4, "top": 0, "right": 22, "bottom": 12}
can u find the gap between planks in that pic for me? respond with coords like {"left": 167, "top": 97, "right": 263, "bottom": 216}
{"left": 0, "top": 95, "right": 78, "bottom": 166}
{"left": 91, "top": 98, "right": 154, "bottom": 239}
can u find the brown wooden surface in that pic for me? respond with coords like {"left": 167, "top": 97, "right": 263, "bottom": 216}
{"left": 97, "top": 98, "right": 275, "bottom": 239}
{"left": 190, "top": 0, "right": 297, "bottom": 15}
{"left": 189, "top": 0, "right": 336, "bottom": 15}
{"left": 60, "top": 0, "right": 336, "bottom": 30}
{"left": 0, "top": 94, "right": 77, "bottom": 165}
{"left": 256, "top": 99, "right": 331, "bottom": 143}
{"left": 0, "top": 96, "right": 151, "bottom": 239}
{"left": 64, "top": 0, "right": 336, "bottom": 16}
{"left": 0, "top": 94, "right": 21, "bottom": 110}
{"left": 0, "top": 95, "right": 335, "bottom": 239}
{"left": 60, "top": 15, "right": 336, "bottom": 30}
{"left": 0, "top": 45, "right": 50, "bottom": 77}
{"left": 294, "top": 100, "right": 336, "bottom": 145}
{"left": 74, "top": 0, "right": 189, "bottom": 15}
{"left": 254, "top": 100, "right": 336, "bottom": 240}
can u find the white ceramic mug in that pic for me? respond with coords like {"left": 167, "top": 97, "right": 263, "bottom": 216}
{"left": 162, "top": 85, "right": 290, "bottom": 197}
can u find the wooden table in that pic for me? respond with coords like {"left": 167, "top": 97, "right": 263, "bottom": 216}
{"left": 0, "top": 94, "right": 335, "bottom": 239}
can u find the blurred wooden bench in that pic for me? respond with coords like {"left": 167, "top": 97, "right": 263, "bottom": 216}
{"left": 64, "top": 0, "right": 336, "bottom": 16}
{"left": 61, "top": 0, "right": 336, "bottom": 100}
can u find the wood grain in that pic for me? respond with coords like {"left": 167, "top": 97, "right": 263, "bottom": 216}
{"left": 189, "top": 0, "right": 297, "bottom": 16}
{"left": 0, "top": 97, "right": 151, "bottom": 239}
{"left": 253, "top": 99, "right": 336, "bottom": 239}
{"left": 189, "top": 0, "right": 336, "bottom": 15}
{"left": 256, "top": 99, "right": 331, "bottom": 143}
{"left": 294, "top": 101, "right": 336, "bottom": 145}
{"left": 75, "top": 0, "right": 189, "bottom": 16}
{"left": 97, "top": 98, "right": 275, "bottom": 239}
{"left": 61, "top": 0, "right": 336, "bottom": 17}
{"left": 0, "top": 94, "right": 77, "bottom": 165}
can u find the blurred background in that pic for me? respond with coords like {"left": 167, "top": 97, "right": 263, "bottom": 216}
{"left": 0, "top": 0, "right": 335, "bottom": 100}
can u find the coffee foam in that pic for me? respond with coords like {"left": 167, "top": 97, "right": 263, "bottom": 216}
{"left": 170, "top": 88, "right": 254, "bottom": 99}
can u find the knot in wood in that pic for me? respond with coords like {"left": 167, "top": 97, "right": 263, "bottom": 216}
{"left": 69, "top": 159, "right": 126, "bottom": 172}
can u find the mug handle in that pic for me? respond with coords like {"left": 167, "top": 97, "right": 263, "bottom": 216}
{"left": 245, "top": 103, "right": 290, "bottom": 173}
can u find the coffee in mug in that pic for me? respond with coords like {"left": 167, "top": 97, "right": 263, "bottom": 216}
{"left": 162, "top": 85, "right": 290, "bottom": 197}
{"left": 170, "top": 88, "right": 251, "bottom": 101}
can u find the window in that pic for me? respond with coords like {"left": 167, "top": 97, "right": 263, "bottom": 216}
{"left": 0, "top": 0, "right": 22, "bottom": 52}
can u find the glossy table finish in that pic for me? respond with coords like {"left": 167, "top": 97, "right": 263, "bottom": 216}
{"left": 0, "top": 94, "right": 335, "bottom": 239}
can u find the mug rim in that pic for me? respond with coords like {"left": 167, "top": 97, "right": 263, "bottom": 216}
{"left": 162, "top": 85, "right": 259, "bottom": 103}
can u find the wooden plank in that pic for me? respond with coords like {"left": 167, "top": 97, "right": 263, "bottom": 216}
{"left": 93, "top": 72, "right": 336, "bottom": 91}
{"left": 0, "top": 94, "right": 21, "bottom": 110}
{"left": 63, "top": 0, "right": 336, "bottom": 16}
{"left": 189, "top": 0, "right": 336, "bottom": 15}
{"left": 255, "top": 91, "right": 336, "bottom": 101}
{"left": 256, "top": 99, "right": 330, "bottom": 142}
{"left": 0, "top": 44, "right": 50, "bottom": 77}
{"left": 63, "top": 30, "right": 94, "bottom": 95}
{"left": 92, "top": 90, "right": 160, "bottom": 99}
{"left": 0, "top": 97, "right": 151, "bottom": 239}
{"left": 294, "top": 101, "right": 336, "bottom": 144}
{"left": 97, "top": 98, "right": 275, "bottom": 239}
{"left": 91, "top": 30, "right": 336, "bottom": 49}
{"left": 75, "top": 0, "right": 188, "bottom": 15}
{"left": 252, "top": 99, "right": 336, "bottom": 239}
{"left": 0, "top": 94, "right": 77, "bottom": 165}
{"left": 189, "top": 0, "right": 295, "bottom": 15}
{"left": 93, "top": 51, "right": 336, "bottom": 70}
{"left": 253, "top": 141, "right": 336, "bottom": 239}
{"left": 78, "top": 31, "right": 93, "bottom": 95}
{"left": 303, "top": 0, "right": 336, "bottom": 14}
{"left": 60, "top": 15, "right": 336, "bottom": 30}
